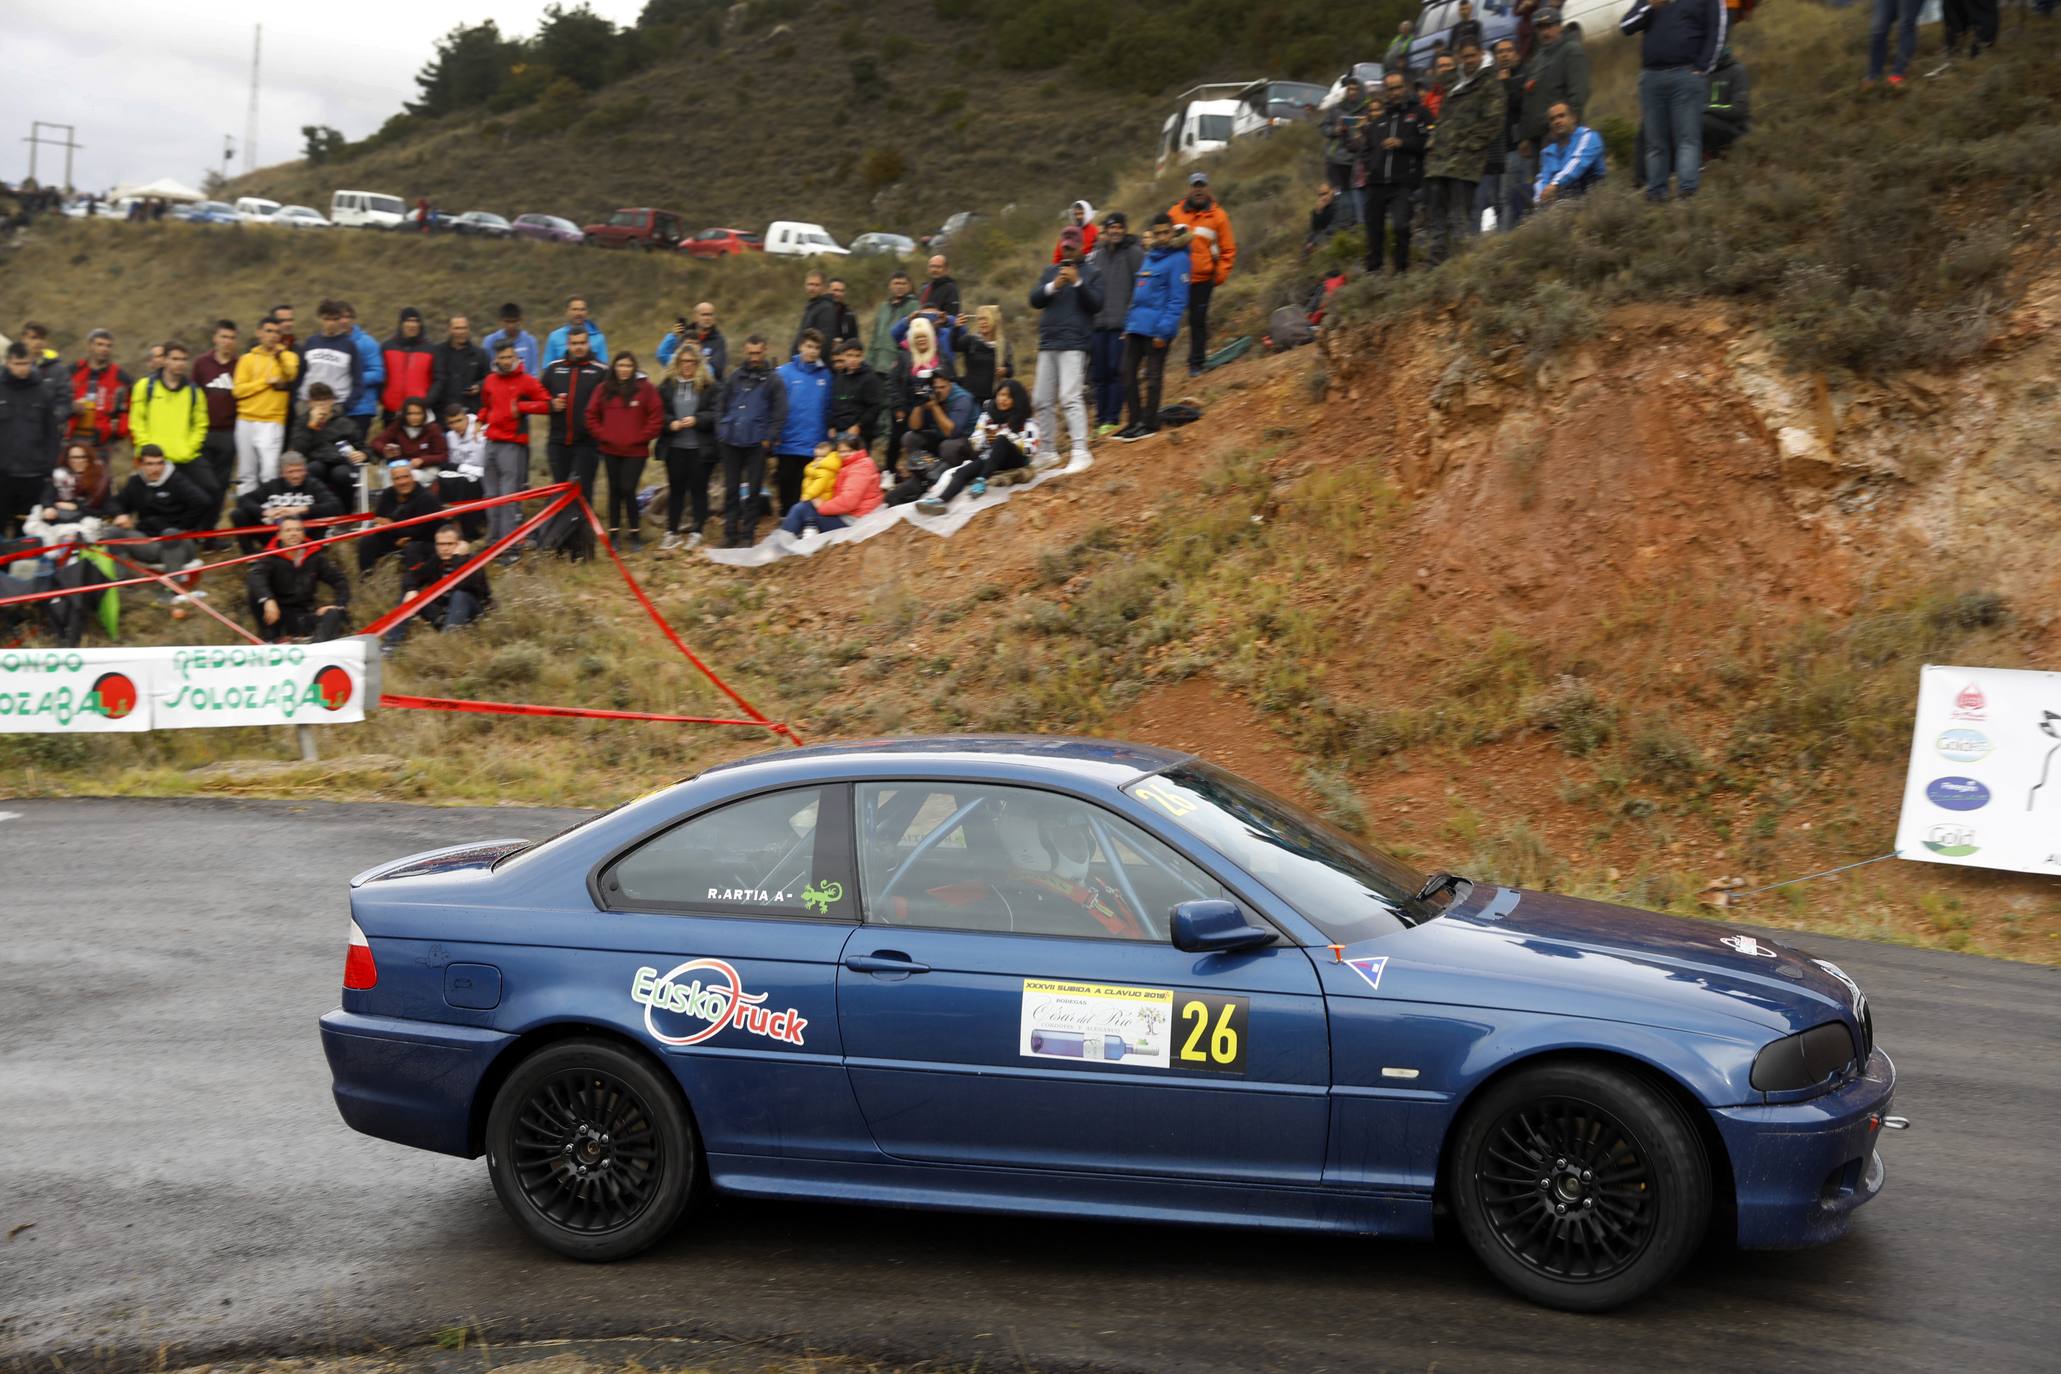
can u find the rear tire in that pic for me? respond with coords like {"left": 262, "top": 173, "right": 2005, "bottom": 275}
{"left": 1448, "top": 1061, "right": 1710, "bottom": 1312}
{"left": 485, "top": 1037, "right": 695, "bottom": 1261}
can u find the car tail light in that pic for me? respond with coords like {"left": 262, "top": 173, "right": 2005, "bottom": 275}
{"left": 343, "top": 917, "right": 378, "bottom": 990}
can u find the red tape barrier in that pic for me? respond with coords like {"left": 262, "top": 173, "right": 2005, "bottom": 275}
{"left": 3, "top": 481, "right": 802, "bottom": 746}
{"left": 0, "top": 504, "right": 383, "bottom": 568}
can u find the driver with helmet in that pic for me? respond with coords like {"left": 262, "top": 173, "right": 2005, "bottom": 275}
{"left": 992, "top": 793, "right": 1145, "bottom": 939}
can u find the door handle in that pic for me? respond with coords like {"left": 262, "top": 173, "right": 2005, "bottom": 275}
{"left": 843, "top": 953, "right": 931, "bottom": 975}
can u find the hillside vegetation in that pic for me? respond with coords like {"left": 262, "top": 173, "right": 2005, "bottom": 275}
{"left": 230, "top": 0, "right": 1404, "bottom": 240}
{"left": 6, "top": 5, "right": 2060, "bottom": 965}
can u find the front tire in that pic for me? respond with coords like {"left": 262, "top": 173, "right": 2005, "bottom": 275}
{"left": 1449, "top": 1061, "right": 1710, "bottom": 1312}
{"left": 485, "top": 1037, "right": 695, "bottom": 1261}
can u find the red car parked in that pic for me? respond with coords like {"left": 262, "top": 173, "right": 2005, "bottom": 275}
{"left": 679, "top": 227, "right": 765, "bottom": 259}
{"left": 582, "top": 207, "right": 686, "bottom": 250}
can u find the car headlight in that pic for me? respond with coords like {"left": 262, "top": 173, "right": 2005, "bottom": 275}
{"left": 1750, "top": 1022, "right": 1858, "bottom": 1092}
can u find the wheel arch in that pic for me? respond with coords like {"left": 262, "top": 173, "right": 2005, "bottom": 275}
{"left": 468, "top": 1019, "right": 701, "bottom": 1158}
{"left": 1433, "top": 1047, "right": 1738, "bottom": 1229}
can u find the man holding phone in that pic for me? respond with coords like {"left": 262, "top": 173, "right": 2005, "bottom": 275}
{"left": 1027, "top": 226, "right": 1104, "bottom": 469}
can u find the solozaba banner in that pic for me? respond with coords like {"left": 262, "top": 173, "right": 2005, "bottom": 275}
{"left": 1895, "top": 664, "right": 2061, "bottom": 877}
{"left": 0, "top": 639, "right": 374, "bottom": 733}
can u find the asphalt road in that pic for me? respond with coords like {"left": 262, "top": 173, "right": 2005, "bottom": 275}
{"left": 3, "top": 797, "right": 2057, "bottom": 1373}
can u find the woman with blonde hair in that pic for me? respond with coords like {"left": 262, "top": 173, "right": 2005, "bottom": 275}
{"left": 951, "top": 305, "right": 1015, "bottom": 405}
{"left": 657, "top": 344, "right": 718, "bottom": 550}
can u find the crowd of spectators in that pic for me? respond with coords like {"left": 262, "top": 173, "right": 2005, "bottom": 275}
{"left": 0, "top": 173, "right": 1242, "bottom": 648}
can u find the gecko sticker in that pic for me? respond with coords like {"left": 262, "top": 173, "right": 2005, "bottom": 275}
{"left": 1021, "top": 978, "right": 1174, "bottom": 1068}
{"left": 801, "top": 879, "right": 844, "bottom": 915}
{"left": 631, "top": 958, "right": 808, "bottom": 1047}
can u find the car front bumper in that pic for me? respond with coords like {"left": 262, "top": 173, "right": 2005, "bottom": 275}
{"left": 319, "top": 1009, "right": 512, "bottom": 1159}
{"left": 1711, "top": 1047, "right": 1897, "bottom": 1248}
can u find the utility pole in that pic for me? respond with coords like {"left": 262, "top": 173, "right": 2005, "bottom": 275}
{"left": 22, "top": 122, "right": 83, "bottom": 191}
{"left": 243, "top": 24, "right": 262, "bottom": 175}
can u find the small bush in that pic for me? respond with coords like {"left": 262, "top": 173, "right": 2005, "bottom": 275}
{"left": 858, "top": 146, "right": 907, "bottom": 195}
{"left": 1629, "top": 724, "right": 1702, "bottom": 790}
{"left": 1525, "top": 678, "right": 1616, "bottom": 757}
{"left": 1303, "top": 767, "right": 1369, "bottom": 834}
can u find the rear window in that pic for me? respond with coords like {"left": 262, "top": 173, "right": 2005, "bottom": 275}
{"left": 610, "top": 210, "right": 643, "bottom": 227}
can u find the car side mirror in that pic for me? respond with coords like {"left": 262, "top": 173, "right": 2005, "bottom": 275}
{"left": 1170, "top": 900, "right": 1275, "bottom": 954}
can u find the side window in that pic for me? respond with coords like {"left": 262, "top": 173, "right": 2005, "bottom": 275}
{"left": 601, "top": 786, "right": 856, "bottom": 920}
{"left": 856, "top": 783, "right": 1227, "bottom": 942}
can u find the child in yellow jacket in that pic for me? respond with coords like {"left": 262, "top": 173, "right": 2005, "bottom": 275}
{"left": 799, "top": 441, "right": 841, "bottom": 504}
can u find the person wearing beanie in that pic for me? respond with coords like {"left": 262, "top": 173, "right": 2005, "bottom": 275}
{"left": 380, "top": 308, "right": 440, "bottom": 425}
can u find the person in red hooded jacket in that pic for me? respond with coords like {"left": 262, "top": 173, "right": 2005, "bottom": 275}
{"left": 477, "top": 343, "right": 551, "bottom": 547}
{"left": 584, "top": 351, "right": 663, "bottom": 551}
{"left": 380, "top": 308, "right": 440, "bottom": 424}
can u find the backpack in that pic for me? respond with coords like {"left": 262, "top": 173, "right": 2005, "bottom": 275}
{"left": 1156, "top": 402, "right": 1204, "bottom": 428}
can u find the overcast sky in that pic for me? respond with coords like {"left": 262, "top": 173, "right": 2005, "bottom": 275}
{"left": 2, "top": 1, "right": 645, "bottom": 194}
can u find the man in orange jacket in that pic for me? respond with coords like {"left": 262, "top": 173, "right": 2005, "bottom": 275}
{"left": 1167, "top": 172, "right": 1237, "bottom": 377}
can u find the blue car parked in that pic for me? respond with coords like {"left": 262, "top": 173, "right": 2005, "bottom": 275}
{"left": 320, "top": 736, "right": 1900, "bottom": 1311}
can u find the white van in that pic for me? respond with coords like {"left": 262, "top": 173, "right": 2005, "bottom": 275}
{"left": 234, "top": 196, "right": 281, "bottom": 223}
{"left": 1156, "top": 98, "right": 1241, "bottom": 172}
{"left": 762, "top": 221, "right": 849, "bottom": 257}
{"left": 330, "top": 189, "right": 408, "bottom": 229}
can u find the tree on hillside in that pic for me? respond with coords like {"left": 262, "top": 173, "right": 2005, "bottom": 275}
{"left": 410, "top": 21, "right": 516, "bottom": 117}
{"left": 534, "top": 4, "right": 621, "bottom": 91}
{"left": 301, "top": 125, "right": 347, "bottom": 164}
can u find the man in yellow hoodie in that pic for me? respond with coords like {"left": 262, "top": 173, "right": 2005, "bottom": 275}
{"left": 233, "top": 317, "right": 300, "bottom": 495}
{"left": 130, "top": 341, "right": 213, "bottom": 502}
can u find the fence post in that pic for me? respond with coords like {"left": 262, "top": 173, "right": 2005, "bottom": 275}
{"left": 295, "top": 724, "right": 319, "bottom": 762}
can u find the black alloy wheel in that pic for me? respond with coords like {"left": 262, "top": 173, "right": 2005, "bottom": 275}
{"left": 1450, "top": 1062, "right": 1711, "bottom": 1311}
{"left": 486, "top": 1038, "right": 696, "bottom": 1260}
{"left": 1476, "top": 1096, "right": 1655, "bottom": 1281}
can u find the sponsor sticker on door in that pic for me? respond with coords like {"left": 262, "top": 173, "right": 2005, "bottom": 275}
{"left": 1020, "top": 979, "right": 1173, "bottom": 1068}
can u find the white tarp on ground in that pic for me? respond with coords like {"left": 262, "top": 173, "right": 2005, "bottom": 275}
{"left": 0, "top": 638, "right": 375, "bottom": 733}
{"left": 704, "top": 452, "right": 1095, "bottom": 568}
{"left": 1895, "top": 663, "right": 2061, "bottom": 878}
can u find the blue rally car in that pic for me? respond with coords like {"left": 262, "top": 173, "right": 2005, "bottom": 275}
{"left": 320, "top": 737, "right": 1901, "bottom": 1310}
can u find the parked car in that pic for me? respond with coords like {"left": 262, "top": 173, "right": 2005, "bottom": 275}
{"left": 850, "top": 231, "right": 917, "bottom": 258}
{"left": 175, "top": 200, "right": 243, "bottom": 226}
{"left": 922, "top": 211, "right": 983, "bottom": 250}
{"left": 1230, "top": 79, "right": 1329, "bottom": 140}
{"left": 1320, "top": 63, "right": 1388, "bottom": 110}
{"left": 61, "top": 198, "right": 122, "bottom": 220}
{"left": 331, "top": 190, "right": 408, "bottom": 229}
{"left": 451, "top": 211, "right": 513, "bottom": 238}
{"left": 583, "top": 207, "right": 687, "bottom": 250}
{"left": 679, "top": 227, "right": 763, "bottom": 259}
{"left": 319, "top": 736, "right": 1902, "bottom": 1313}
{"left": 763, "top": 221, "right": 848, "bottom": 257}
{"left": 1157, "top": 97, "right": 1241, "bottom": 171}
{"left": 1409, "top": 0, "right": 1519, "bottom": 68}
{"left": 271, "top": 205, "right": 332, "bottom": 230}
{"left": 234, "top": 196, "right": 282, "bottom": 223}
{"left": 512, "top": 213, "right": 584, "bottom": 246}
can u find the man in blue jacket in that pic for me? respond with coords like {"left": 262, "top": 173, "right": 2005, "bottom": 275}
{"left": 337, "top": 303, "right": 386, "bottom": 437}
{"left": 713, "top": 335, "right": 787, "bottom": 547}
{"left": 482, "top": 303, "right": 541, "bottom": 377}
{"left": 542, "top": 296, "right": 610, "bottom": 366}
{"left": 1534, "top": 101, "right": 1607, "bottom": 205}
{"left": 770, "top": 330, "right": 833, "bottom": 517}
{"left": 1028, "top": 225, "right": 1104, "bottom": 468}
{"left": 1116, "top": 214, "right": 1190, "bottom": 443}
{"left": 1620, "top": 0, "right": 1726, "bottom": 202}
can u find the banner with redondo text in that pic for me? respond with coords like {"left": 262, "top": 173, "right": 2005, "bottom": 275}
{"left": 0, "top": 639, "right": 374, "bottom": 733}
{"left": 1895, "top": 664, "right": 2061, "bottom": 877}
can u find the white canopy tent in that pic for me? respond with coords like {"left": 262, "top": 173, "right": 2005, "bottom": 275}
{"left": 109, "top": 177, "right": 204, "bottom": 203}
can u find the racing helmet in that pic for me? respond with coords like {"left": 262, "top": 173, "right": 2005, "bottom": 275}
{"left": 997, "top": 794, "right": 1094, "bottom": 882}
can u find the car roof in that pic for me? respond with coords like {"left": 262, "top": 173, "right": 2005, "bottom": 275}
{"left": 703, "top": 734, "right": 1193, "bottom": 785}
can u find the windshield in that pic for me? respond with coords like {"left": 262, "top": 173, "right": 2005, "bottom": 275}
{"left": 479, "top": 213, "right": 508, "bottom": 225}
{"left": 610, "top": 210, "right": 643, "bottom": 226}
{"left": 368, "top": 195, "right": 405, "bottom": 215}
{"left": 1196, "top": 114, "right": 1234, "bottom": 143}
{"left": 197, "top": 201, "right": 235, "bottom": 214}
{"left": 1125, "top": 762, "right": 1434, "bottom": 943}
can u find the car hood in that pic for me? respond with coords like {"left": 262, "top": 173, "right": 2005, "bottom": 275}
{"left": 1330, "top": 885, "right": 1861, "bottom": 1039}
